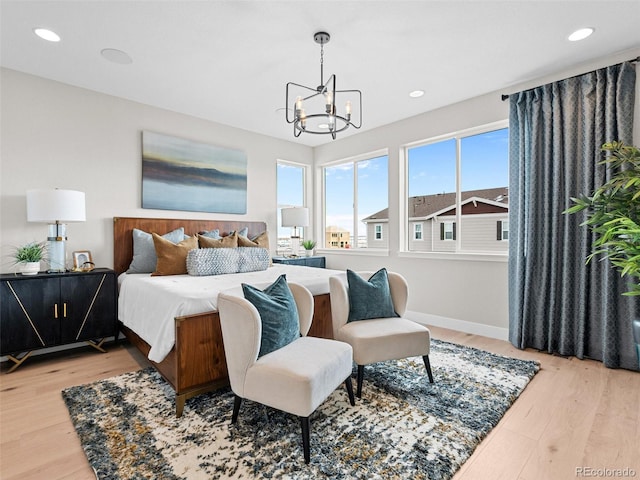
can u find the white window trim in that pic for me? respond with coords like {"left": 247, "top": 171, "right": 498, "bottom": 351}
{"left": 277, "top": 159, "right": 310, "bottom": 254}
{"left": 413, "top": 222, "right": 423, "bottom": 241}
{"left": 401, "top": 119, "right": 509, "bottom": 256}
{"left": 499, "top": 219, "right": 509, "bottom": 241}
{"left": 443, "top": 221, "right": 455, "bottom": 241}
{"left": 374, "top": 224, "right": 383, "bottom": 240}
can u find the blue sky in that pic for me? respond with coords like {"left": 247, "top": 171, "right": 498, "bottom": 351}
{"left": 408, "top": 128, "right": 509, "bottom": 196}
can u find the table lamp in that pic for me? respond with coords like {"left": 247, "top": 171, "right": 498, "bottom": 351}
{"left": 281, "top": 207, "right": 309, "bottom": 257}
{"left": 27, "top": 189, "right": 86, "bottom": 272}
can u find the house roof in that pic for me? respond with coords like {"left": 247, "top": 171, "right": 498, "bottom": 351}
{"left": 362, "top": 187, "right": 508, "bottom": 222}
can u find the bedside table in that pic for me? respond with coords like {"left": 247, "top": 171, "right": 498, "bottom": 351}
{"left": 0, "top": 268, "right": 118, "bottom": 372}
{"left": 272, "top": 256, "right": 326, "bottom": 268}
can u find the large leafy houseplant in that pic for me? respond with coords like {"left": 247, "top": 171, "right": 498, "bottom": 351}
{"left": 565, "top": 141, "right": 640, "bottom": 296}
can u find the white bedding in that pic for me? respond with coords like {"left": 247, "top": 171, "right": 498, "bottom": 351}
{"left": 118, "top": 264, "right": 345, "bottom": 363}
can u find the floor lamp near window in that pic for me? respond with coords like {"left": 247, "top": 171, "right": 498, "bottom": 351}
{"left": 281, "top": 207, "right": 309, "bottom": 257}
{"left": 27, "top": 189, "right": 86, "bottom": 272}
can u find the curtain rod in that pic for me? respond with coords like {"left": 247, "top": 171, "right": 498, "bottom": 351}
{"left": 501, "top": 56, "right": 639, "bottom": 101}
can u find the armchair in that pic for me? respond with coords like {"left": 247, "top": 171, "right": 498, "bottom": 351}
{"left": 217, "top": 281, "right": 355, "bottom": 463}
{"left": 329, "top": 270, "right": 434, "bottom": 398}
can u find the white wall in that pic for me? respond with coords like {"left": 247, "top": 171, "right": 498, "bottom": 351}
{"left": 2, "top": 48, "right": 639, "bottom": 340}
{"left": 314, "top": 48, "right": 640, "bottom": 339}
{"left": 0, "top": 68, "right": 313, "bottom": 273}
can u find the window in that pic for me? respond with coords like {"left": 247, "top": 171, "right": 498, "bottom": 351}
{"left": 441, "top": 221, "right": 456, "bottom": 240}
{"left": 406, "top": 123, "right": 508, "bottom": 253}
{"left": 277, "top": 162, "right": 306, "bottom": 253}
{"left": 497, "top": 220, "right": 509, "bottom": 241}
{"left": 414, "top": 223, "right": 423, "bottom": 240}
{"left": 323, "top": 150, "right": 389, "bottom": 249}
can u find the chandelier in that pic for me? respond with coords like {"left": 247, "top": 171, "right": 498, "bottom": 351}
{"left": 285, "top": 32, "right": 362, "bottom": 139}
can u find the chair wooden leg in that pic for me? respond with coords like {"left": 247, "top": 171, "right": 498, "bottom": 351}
{"left": 423, "top": 355, "right": 434, "bottom": 383}
{"left": 232, "top": 395, "right": 242, "bottom": 424}
{"left": 356, "top": 364, "right": 364, "bottom": 398}
{"left": 345, "top": 376, "right": 355, "bottom": 406}
{"left": 300, "top": 416, "right": 311, "bottom": 464}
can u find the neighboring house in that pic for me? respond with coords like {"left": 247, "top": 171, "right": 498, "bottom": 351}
{"left": 363, "top": 187, "right": 509, "bottom": 252}
{"left": 325, "top": 226, "right": 351, "bottom": 249}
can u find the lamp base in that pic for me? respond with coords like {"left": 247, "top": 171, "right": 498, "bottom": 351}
{"left": 47, "top": 223, "right": 67, "bottom": 272}
{"left": 291, "top": 236, "right": 301, "bottom": 257}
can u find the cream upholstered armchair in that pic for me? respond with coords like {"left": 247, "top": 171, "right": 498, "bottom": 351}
{"left": 329, "top": 269, "right": 434, "bottom": 398}
{"left": 217, "top": 279, "right": 355, "bottom": 464}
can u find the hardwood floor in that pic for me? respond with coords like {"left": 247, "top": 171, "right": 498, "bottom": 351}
{"left": 1, "top": 326, "right": 638, "bottom": 480}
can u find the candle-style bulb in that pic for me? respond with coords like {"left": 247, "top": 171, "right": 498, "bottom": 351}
{"left": 300, "top": 109, "right": 306, "bottom": 129}
{"left": 295, "top": 96, "right": 303, "bottom": 118}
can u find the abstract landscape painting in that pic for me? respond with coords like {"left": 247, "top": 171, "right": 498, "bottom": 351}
{"left": 142, "top": 131, "right": 247, "bottom": 214}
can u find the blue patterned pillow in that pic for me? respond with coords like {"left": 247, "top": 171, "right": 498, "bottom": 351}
{"left": 186, "top": 247, "right": 269, "bottom": 276}
{"left": 242, "top": 274, "right": 300, "bottom": 358}
{"left": 127, "top": 227, "right": 185, "bottom": 273}
{"left": 347, "top": 268, "right": 399, "bottom": 322}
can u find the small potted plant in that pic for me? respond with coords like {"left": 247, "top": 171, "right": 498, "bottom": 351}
{"left": 301, "top": 240, "right": 317, "bottom": 257}
{"left": 13, "top": 241, "right": 46, "bottom": 275}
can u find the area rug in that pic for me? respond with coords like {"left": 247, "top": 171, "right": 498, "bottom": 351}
{"left": 62, "top": 339, "right": 539, "bottom": 480}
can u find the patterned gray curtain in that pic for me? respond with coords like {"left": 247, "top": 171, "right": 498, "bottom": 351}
{"left": 508, "top": 61, "right": 638, "bottom": 370}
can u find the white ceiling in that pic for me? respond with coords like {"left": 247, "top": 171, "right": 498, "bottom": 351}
{"left": 2, "top": 1, "right": 639, "bottom": 147}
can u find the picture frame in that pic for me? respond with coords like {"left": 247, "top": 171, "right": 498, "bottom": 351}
{"left": 141, "top": 131, "right": 247, "bottom": 214}
{"left": 72, "top": 250, "right": 94, "bottom": 272}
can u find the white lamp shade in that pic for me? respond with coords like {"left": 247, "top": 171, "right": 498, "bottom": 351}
{"left": 27, "top": 189, "right": 86, "bottom": 223}
{"left": 281, "top": 207, "right": 309, "bottom": 228}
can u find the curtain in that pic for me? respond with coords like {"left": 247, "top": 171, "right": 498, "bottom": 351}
{"left": 509, "top": 61, "right": 638, "bottom": 370}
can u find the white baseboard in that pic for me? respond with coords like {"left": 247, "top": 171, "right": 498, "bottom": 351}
{"left": 406, "top": 310, "right": 509, "bottom": 341}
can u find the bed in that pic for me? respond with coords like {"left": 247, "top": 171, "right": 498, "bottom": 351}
{"left": 113, "top": 217, "right": 338, "bottom": 417}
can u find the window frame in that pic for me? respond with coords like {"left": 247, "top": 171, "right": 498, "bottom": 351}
{"left": 441, "top": 221, "right": 456, "bottom": 241}
{"left": 276, "top": 160, "right": 309, "bottom": 255}
{"left": 319, "top": 148, "right": 389, "bottom": 251}
{"left": 374, "top": 224, "right": 383, "bottom": 240}
{"left": 401, "top": 120, "right": 509, "bottom": 260}
{"left": 497, "top": 219, "right": 509, "bottom": 241}
{"left": 413, "top": 222, "right": 423, "bottom": 241}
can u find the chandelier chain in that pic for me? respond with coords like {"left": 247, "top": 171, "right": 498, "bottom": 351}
{"left": 320, "top": 43, "right": 324, "bottom": 87}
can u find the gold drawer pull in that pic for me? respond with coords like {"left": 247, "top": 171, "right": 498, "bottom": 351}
{"left": 63, "top": 303, "right": 67, "bottom": 318}
{"left": 54, "top": 303, "right": 58, "bottom": 319}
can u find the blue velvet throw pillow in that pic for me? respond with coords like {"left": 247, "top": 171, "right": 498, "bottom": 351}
{"left": 242, "top": 274, "right": 300, "bottom": 358}
{"left": 347, "top": 268, "right": 399, "bottom": 322}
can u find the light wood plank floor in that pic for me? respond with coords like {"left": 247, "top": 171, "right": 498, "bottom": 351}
{"left": 1, "top": 326, "right": 638, "bottom": 480}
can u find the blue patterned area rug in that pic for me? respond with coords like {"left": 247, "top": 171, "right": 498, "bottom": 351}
{"left": 62, "top": 339, "right": 539, "bottom": 480}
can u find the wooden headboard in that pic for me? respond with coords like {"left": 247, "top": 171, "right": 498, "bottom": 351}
{"left": 113, "top": 217, "right": 267, "bottom": 275}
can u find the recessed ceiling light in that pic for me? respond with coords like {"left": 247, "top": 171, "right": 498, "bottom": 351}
{"left": 318, "top": 123, "right": 330, "bottom": 129}
{"left": 409, "top": 90, "right": 425, "bottom": 98}
{"left": 33, "top": 28, "right": 60, "bottom": 42}
{"left": 568, "top": 27, "right": 594, "bottom": 42}
{"left": 101, "top": 48, "right": 133, "bottom": 65}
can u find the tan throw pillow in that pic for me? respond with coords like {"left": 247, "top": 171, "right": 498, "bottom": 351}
{"left": 197, "top": 232, "right": 238, "bottom": 248}
{"left": 238, "top": 231, "right": 269, "bottom": 249}
{"left": 151, "top": 233, "right": 198, "bottom": 276}
{"left": 238, "top": 231, "right": 271, "bottom": 265}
